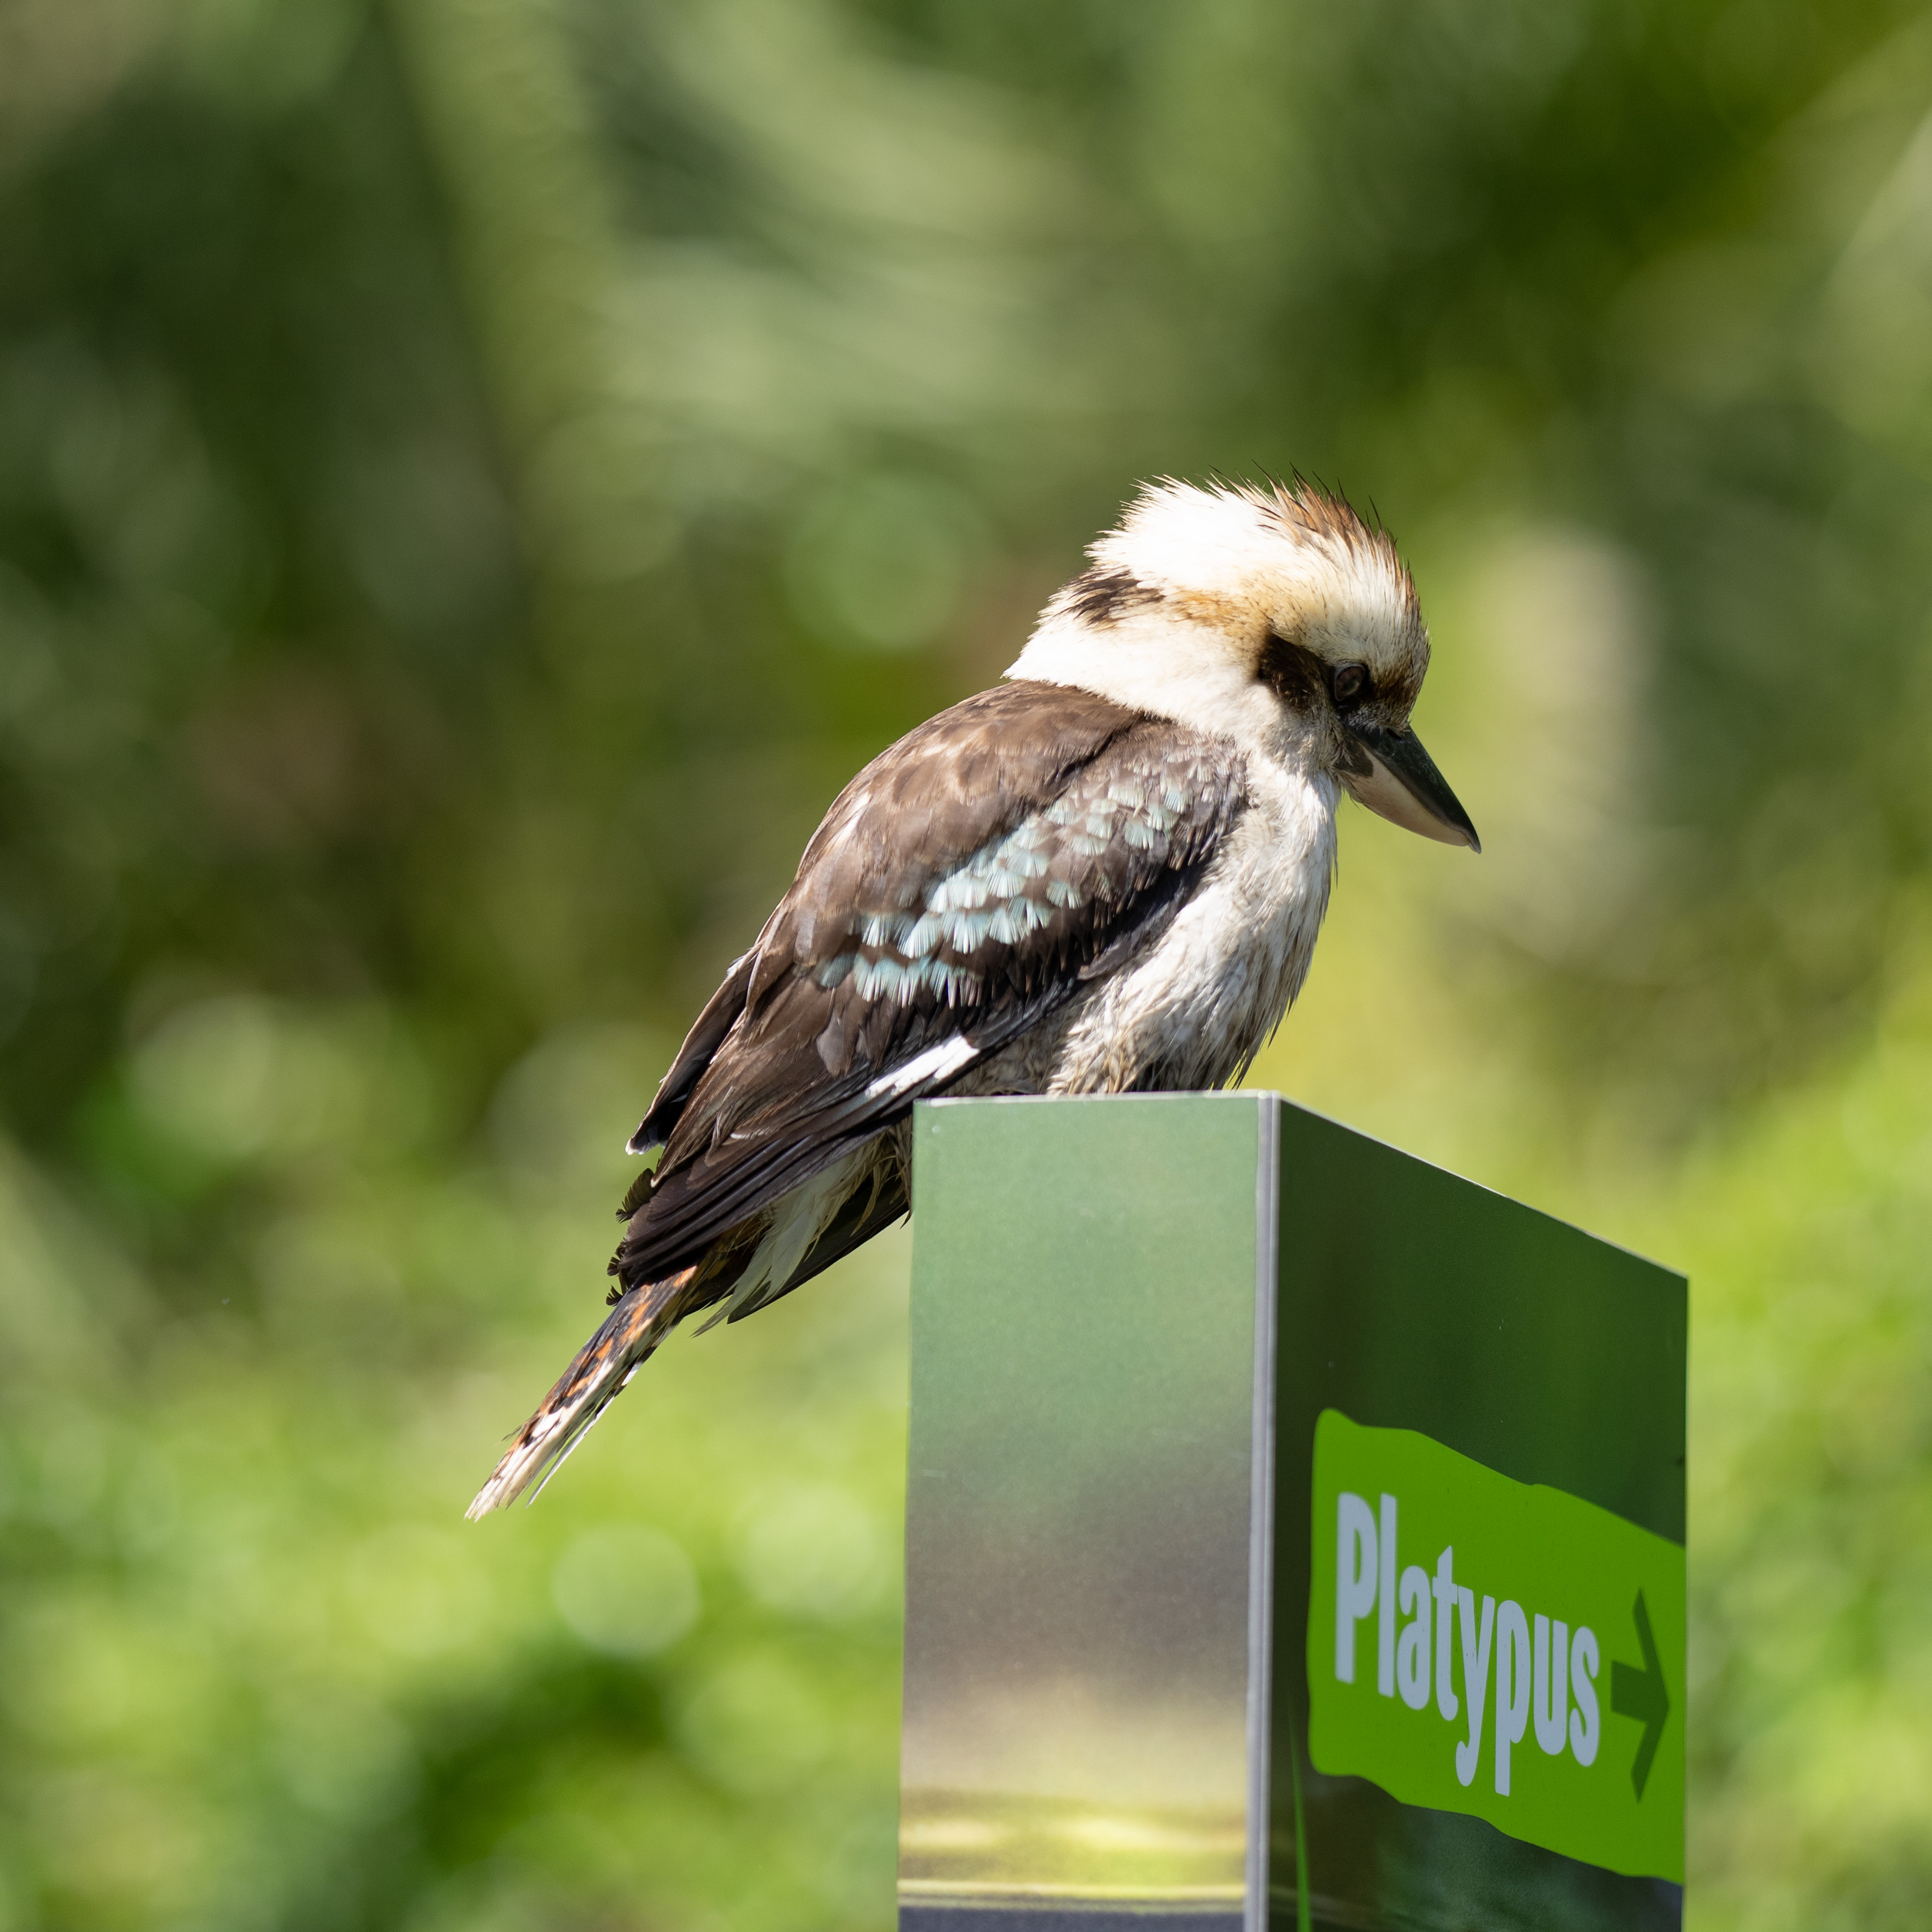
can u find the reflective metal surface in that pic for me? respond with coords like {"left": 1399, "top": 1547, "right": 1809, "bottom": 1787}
{"left": 902, "top": 1094, "right": 1270, "bottom": 1930}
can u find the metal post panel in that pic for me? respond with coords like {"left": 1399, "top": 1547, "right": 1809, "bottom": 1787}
{"left": 902, "top": 1093, "right": 1272, "bottom": 1932}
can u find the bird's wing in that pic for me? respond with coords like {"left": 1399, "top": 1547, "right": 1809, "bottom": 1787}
{"left": 625, "top": 945, "right": 759, "bottom": 1158}
{"left": 612, "top": 679, "right": 1246, "bottom": 1290}
{"left": 623, "top": 680, "right": 1139, "bottom": 1158}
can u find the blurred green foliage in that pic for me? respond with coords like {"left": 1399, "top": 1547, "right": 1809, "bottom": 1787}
{"left": 2, "top": 0, "right": 1932, "bottom": 1925}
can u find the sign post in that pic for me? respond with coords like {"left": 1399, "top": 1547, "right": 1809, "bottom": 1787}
{"left": 898, "top": 1093, "right": 1685, "bottom": 1932}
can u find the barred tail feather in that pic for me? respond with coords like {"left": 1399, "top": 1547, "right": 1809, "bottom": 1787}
{"left": 465, "top": 1268, "right": 697, "bottom": 1519}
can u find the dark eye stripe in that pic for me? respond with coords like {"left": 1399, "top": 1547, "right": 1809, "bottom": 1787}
{"left": 1257, "top": 634, "right": 1321, "bottom": 706}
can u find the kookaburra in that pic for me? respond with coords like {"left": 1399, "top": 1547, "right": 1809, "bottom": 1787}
{"left": 468, "top": 478, "right": 1477, "bottom": 1516}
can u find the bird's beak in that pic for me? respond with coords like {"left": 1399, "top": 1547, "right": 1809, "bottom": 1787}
{"left": 1340, "top": 723, "right": 1481, "bottom": 852}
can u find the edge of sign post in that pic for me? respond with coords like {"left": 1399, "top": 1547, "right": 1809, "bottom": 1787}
{"left": 1246, "top": 1093, "right": 1281, "bottom": 1932}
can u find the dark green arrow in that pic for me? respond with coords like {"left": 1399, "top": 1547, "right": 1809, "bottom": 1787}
{"left": 1610, "top": 1588, "right": 1670, "bottom": 1801}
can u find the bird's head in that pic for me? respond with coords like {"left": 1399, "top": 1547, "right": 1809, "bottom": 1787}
{"left": 1009, "top": 477, "right": 1479, "bottom": 851}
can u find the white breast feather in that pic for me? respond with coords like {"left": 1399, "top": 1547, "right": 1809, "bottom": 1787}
{"left": 1046, "top": 758, "right": 1337, "bottom": 1092}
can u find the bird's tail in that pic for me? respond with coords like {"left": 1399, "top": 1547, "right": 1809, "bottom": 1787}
{"left": 465, "top": 1267, "right": 699, "bottom": 1519}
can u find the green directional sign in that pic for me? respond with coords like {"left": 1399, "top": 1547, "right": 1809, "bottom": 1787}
{"left": 1307, "top": 1411, "right": 1685, "bottom": 1882}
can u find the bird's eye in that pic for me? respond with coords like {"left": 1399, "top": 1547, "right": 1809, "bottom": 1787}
{"left": 1332, "top": 663, "right": 1368, "bottom": 706}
